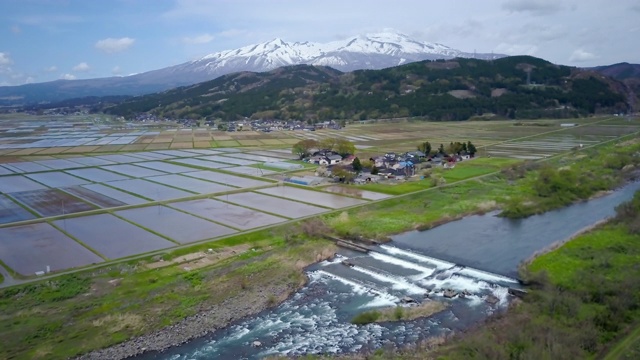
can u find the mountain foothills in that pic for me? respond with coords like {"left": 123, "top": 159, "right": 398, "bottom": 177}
{"left": 0, "top": 32, "right": 501, "bottom": 105}
{"left": 104, "top": 56, "right": 636, "bottom": 122}
{"left": 592, "top": 62, "right": 640, "bottom": 111}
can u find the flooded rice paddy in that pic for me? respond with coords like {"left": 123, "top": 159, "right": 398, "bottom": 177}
{"left": 0, "top": 194, "right": 36, "bottom": 223}
{"left": 116, "top": 206, "right": 237, "bottom": 243}
{"left": 222, "top": 166, "right": 277, "bottom": 177}
{"left": 0, "top": 222, "right": 103, "bottom": 275}
{"left": 146, "top": 174, "right": 236, "bottom": 195}
{"left": 218, "top": 192, "right": 328, "bottom": 218}
{"left": 0, "top": 149, "right": 391, "bottom": 275}
{"left": 169, "top": 199, "right": 286, "bottom": 230}
{"left": 25, "top": 172, "right": 89, "bottom": 188}
{"left": 102, "top": 164, "right": 168, "bottom": 178}
{"left": 66, "top": 168, "right": 132, "bottom": 182}
{"left": 62, "top": 186, "right": 128, "bottom": 208}
{"left": 183, "top": 171, "right": 273, "bottom": 188}
{"left": 34, "top": 158, "right": 85, "bottom": 170}
{"left": 198, "top": 155, "right": 257, "bottom": 166}
{"left": 53, "top": 214, "right": 175, "bottom": 259}
{"left": 0, "top": 166, "right": 14, "bottom": 176}
{"left": 0, "top": 175, "right": 48, "bottom": 193}
{"left": 172, "top": 158, "right": 233, "bottom": 169}
{"left": 11, "top": 189, "right": 96, "bottom": 216}
{"left": 80, "top": 183, "right": 148, "bottom": 205}
{"left": 323, "top": 185, "right": 392, "bottom": 200}
{"left": 104, "top": 179, "right": 195, "bottom": 200}
{"left": 258, "top": 186, "right": 368, "bottom": 208}
{"left": 135, "top": 161, "right": 200, "bottom": 174}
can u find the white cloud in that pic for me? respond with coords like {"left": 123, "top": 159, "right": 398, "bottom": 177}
{"left": 10, "top": 25, "right": 21, "bottom": 34}
{"left": 72, "top": 62, "right": 90, "bottom": 72}
{"left": 95, "top": 37, "right": 135, "bottom": 53}
{"left": 502, "top": 0, "right": 563, "bottom": 16}
{"left": 495, "top": 43, "right": 539, "bottom": 56}
{"left": 569, "top": 49, "right": 597, "bottom": 62}
{"left": 24, "top": 76, "right": 35, "bottom": 84}
{"left": 182, "top": 33, "right": 214, "bottom": 45}
{"left": 0, "top": 52, "right": 12, "bottom": 66}
{"left": 112, "top": 66, "right": 122, "bottom": 75}
{"left": 60, "top": 73, "right": 76, "bottom": 80}
{"left": 45, "top": 65, "right": 57, "bottom": 72}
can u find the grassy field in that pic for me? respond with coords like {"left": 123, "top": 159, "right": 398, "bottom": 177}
{"left": 327, "top": 177, "right": 513, "bottom": 239}
{"left": 441, "top": 166, "right": 496, "bottom": 182}
{"left": 359, "top": 179, "right": 435, "bottom": 195}
{"left": 528, "top": 226, "right": 640, "bottom": 286}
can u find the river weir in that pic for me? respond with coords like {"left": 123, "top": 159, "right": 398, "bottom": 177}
{"left": 136, "top": 181, "right": 640, "bottom": 360}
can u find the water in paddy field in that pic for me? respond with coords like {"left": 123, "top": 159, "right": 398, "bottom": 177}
{"left": 139, "top": 181, "right": 640, "bottom": 360}
{"left": 141, "top": 247, "right": 517, "bottom": 360}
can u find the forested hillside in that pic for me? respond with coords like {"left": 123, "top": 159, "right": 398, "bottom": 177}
{"left": 104, "top": 56, "right": 633, "bottom": 121}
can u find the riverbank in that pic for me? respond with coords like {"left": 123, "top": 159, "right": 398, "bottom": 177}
{"left": 78, "top": 284, "right": 297, "bottom": 359}
{"left": 77, "top": 244, "right": 337, "bottom": 360}
{"left": 519, "top": 218, "right": 609, "bottom": 272}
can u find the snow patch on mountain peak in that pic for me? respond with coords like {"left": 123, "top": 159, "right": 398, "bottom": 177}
{"left": 176, "top": 31, "right": 503, "bottom": 78}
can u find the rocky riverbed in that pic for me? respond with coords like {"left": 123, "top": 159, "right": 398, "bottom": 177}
{"left": 77, "top": 283, "right": 299, "bottom": 360}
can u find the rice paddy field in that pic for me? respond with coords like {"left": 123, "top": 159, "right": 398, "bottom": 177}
{"left": 0, "top": 114, "right": 639, "bottom": 278}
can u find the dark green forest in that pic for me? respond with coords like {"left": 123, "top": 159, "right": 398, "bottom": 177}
{"left": 103, "top": 56, "right": 631, "bottom": 121}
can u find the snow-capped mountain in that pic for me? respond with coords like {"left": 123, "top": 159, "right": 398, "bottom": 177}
{"left": 0, "top": 31, "right": 503, "bottom": 105}
{"left": 163, "top": 31, "right": 500, "bottom": 81}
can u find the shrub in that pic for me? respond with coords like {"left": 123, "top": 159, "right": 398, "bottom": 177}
{"left": 182, "top": 272, "right": 203, "bottom": 287}
{"left": 394, "top": 306, "right": 405, "bottom": 320}
{"left": 351, "top": 310, "right": 381, "bottom": 325}
{"left": 300, "top": 218, "right": 330, "bottom": 238}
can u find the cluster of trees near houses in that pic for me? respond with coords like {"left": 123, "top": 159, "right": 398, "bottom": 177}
{"left": 291, "top": 137, "right": 356, "bottom": 160}
{"left": 292, "top": 137, "right": 480, "bottom": 183}
{"left": 417, "top": 140, "right": 477, "bottom": 157}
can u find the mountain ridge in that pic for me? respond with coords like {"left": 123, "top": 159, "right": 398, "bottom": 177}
{"left": 0, "top": 31, "right": 502, "bottom": 105}
{"left": 103, "top": 56, "right": 634, "bottom": 122}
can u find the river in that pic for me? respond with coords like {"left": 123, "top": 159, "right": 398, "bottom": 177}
{"left": 137, "top": 181, "right": 640, "bottom": 360}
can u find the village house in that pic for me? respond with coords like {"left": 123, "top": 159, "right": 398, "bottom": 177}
{"left": 318, "top": 154, "right": 342, "bottom": 165}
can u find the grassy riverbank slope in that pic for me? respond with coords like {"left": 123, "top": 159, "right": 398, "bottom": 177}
{"left": 2, "top": 136, "right": 640, "bottom": 359}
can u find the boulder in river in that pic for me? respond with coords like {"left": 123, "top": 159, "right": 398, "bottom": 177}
{"left": 443, "top": 289, "right": 458, "bottom": 298}
{"left": 400, "top": 296, "right": 416, "bottom": 304}
{"left": 252, "top": 341, "right": 262, "bottom": 347}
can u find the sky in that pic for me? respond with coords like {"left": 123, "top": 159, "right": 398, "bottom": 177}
{"left": 1, "top": 0, "right": 639, "bottom": 86}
